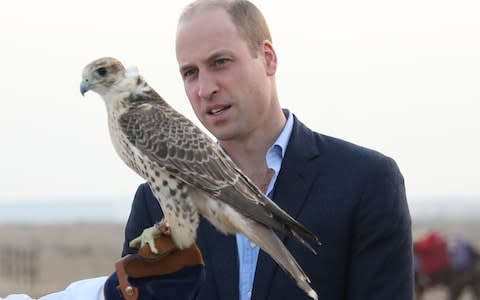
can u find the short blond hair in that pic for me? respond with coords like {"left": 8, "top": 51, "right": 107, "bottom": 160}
{"left": 179, "top": 0, "right": 272, "bottom": 57}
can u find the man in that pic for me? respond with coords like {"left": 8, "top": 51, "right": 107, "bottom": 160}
{"left": 123, "top": 0, "right": 414, "bottom": 299}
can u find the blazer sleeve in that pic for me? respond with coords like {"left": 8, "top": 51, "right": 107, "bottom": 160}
{"left": 347, "top": 156, "right": 414, "bottom": 300}
{"left": 121, "top": 183, "right": 164, "bottom": 257}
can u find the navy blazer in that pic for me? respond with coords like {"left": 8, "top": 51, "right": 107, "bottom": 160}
{"left": 122, "top": 116, "right": 414, "bottom": 300}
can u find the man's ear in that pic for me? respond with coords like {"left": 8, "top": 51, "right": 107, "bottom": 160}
{"left": 262, "top": 40, "right": 277, "bottom": 76}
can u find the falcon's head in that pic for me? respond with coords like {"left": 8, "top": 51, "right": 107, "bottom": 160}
{"left": 80, "top": 57, "right": 126, "bottom": 96}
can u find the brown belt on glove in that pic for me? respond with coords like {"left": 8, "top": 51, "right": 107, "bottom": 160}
{"left": 115, "top": 235, "right": 204, "bottom": 300}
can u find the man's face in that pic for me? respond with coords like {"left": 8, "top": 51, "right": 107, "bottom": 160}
{"left": 176, "top": 8, "right": 276, "bottom": 142}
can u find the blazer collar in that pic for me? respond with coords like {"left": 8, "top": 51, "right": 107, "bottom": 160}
{"left": 273, "top": 115, "right": 320, "bottom": 214}
{"left": 253, "top": 116, "right": 321, "bottom": 300}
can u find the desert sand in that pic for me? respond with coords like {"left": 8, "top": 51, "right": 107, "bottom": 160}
{"left": 0, "top": 223, "right": 124, "bottom": 297}
{"left": 0, "top": 219, "right": 478, "bottom": 299}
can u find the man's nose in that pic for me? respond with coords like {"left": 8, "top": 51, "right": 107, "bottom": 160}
{"left": 197, "top": 71, "right": 218, "bottom": 100}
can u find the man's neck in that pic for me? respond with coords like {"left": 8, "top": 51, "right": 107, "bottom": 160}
{"left": 219, "top": 109, "right": 286, "bottom": 187}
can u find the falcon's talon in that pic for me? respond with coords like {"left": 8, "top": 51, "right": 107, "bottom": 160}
{"left": 129, "top": 225, "right": 161, "bottom": 254}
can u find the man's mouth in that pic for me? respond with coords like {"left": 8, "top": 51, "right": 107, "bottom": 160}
{"left": 208, "top": 105, "right": 231, "bottom": 115}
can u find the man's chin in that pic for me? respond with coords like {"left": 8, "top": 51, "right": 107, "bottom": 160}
{"left": 210, "top": 128, "right": 238, "bottom": 143}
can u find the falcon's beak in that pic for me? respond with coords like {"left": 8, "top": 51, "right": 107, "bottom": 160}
{"left": 80, "top": 80, "right": 92, "bottom": 96}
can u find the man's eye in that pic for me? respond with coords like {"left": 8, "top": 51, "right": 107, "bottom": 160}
{"left": 183, "top": 69, "right": 197, "bottom": 78}
{"left": 215, "top": 59, "right": 229, "bottom": 66}
{"left": 96, "top": 67, "right": 107, "bottom": 76}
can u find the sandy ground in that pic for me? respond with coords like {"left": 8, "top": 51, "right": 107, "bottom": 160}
{"left": 0, "top": 223, "right": 124, "bottom": 298}
{"left": 0, "top": 219, "right": 479, "bottom": 299}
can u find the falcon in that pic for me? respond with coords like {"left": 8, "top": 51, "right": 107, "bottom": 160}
{"left": 80, "top": 57, "right": 320, "bottom": 299}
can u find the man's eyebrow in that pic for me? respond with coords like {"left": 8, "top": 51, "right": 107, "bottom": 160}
{"left": 179, "top": 63, "right": 195, "bottom": 75}
{"left": 178, "top": 49, "right": 234, "bottom": 74}
{"left": 207, "top": 49, "right": 233, "bottom": 61}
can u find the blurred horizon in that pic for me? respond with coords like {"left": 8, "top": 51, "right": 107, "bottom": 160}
{"left": 0, "top": 195, "right": 478, "bottom": 223}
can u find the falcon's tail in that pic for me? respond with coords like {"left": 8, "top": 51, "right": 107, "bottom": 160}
{"left": 244, "top": 222, "right": 318, "bottom": 300}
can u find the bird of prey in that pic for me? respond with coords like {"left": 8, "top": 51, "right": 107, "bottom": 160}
{"left": 80, "top": 57, "right": 320, "bottom": 299}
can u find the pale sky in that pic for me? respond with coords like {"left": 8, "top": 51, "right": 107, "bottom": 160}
{"left": 0, "top": 0, "right": 479, "bottom": 206}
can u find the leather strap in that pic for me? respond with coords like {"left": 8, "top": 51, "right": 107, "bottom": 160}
{"left": 115, "top": 256, "right": 139, "bottom": 300}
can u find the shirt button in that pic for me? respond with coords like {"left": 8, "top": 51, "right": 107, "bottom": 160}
{"left": 250, "top": 242, "right": 257, "bottom": 248}
{"left": 247, "top": 290, "right": 252, "bottom": 298}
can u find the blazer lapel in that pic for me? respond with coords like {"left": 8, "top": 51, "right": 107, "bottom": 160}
{"left": 252, "top": 117, "right": 321, "bottom": 300}
{"left": 273, "top": 118, "right": 320, "bottom": 236}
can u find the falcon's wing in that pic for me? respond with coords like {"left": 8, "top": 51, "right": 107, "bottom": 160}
{"left": 118, "top": 90, "right": 319, "bottom": 246}
{"left": 119, "top": 101, "right": 239, "bottom": 191}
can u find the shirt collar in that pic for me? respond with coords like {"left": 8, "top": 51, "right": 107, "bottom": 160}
{"left": 267, "top": 109, "right": 294, "bottom": 160}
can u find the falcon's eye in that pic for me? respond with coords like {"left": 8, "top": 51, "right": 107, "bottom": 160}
{"left": 96, "top": 67, "right": 107, "bottom": 77}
